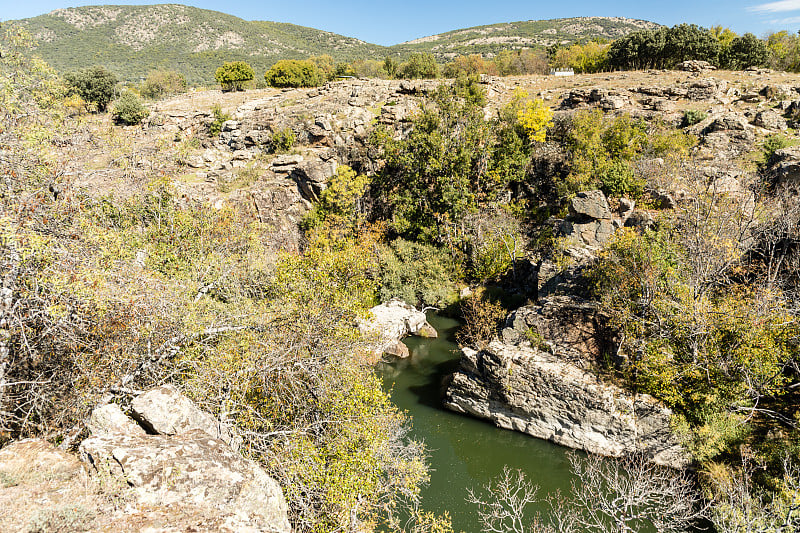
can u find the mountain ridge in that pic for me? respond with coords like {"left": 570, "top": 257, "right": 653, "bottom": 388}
{"left": 11, "top": 5, "right": 660, "bottom": 83}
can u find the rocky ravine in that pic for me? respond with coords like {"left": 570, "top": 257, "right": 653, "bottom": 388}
{"left": 445, "top": 189, "right": 687, "bottom": 467}
{"left": 0, "top": 385, "right": 290, "bottom": 532}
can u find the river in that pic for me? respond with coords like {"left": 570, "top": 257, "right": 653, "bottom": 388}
{"left": 379, "top": 313, "right": 577, "bottom": 532}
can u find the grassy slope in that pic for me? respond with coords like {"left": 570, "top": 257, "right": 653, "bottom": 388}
{"left": 17, "top": 4, "right": 388, "bottom": 84}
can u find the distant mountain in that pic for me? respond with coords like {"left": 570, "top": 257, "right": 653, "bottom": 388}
{"left": 14, "top": 4, "right": 388, "bottom": 84}
{"left": 11, "top": 6, "right": 661, "bottom": 84}
{"left": 389, "top": 17, "right": 662, "bottom": 59}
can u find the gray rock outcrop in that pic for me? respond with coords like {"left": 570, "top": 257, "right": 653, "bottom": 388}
{"left": 80, "top": 387, "right": 291, "bottom": 532}
{"left": 444, "top": 340, "right": 686, "bottom": 468}
{"left": 766, "top": 145, "right": 800, "bottom": 192}
{"left": 131, "top": 384, "right": 242, "bottom": 450}
{"left": 81, "top": 429, "right": 290, "bottom": 532}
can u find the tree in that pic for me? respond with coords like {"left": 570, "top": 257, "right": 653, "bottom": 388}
{"left": 400, "top": 53, "right": 439, "bottom": 79}
{"left": 383, "top": 56, "right": 399, "bottom": 78}
{"left": 264, "top": 59, "right": 323, "bottom": 88}
{"left": 64, "top": 65, "right": 117, "bottom": 111}
{"left": 139, "top": 70, "right": 187, "bottom": 99}
{"left": 215, "top": 61, "right": 254, "bottom": 92}
{"left": 468, "top": 455, "right": 707, "bottom": 533}
{"left": 722, "top": 33, "right": 769, "bottom": 70}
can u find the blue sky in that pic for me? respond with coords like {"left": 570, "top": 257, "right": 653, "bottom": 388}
{"left": 5, "top": 0, "right": 800, "bottom": 46}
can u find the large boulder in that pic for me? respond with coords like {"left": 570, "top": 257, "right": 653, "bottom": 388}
{"left": 80, "top": 429, "right": 290, "bottom": 532}
{"left": 291, "top": 157, "right": 338, "bottom": 201}
{"left": 88, "top": 403, "right": 146, "bottom": 436}
{"left": 569, "top": 190, "right": 612, "bottom": 220}
{"left": 444, "top": 341, "right": 686, "bottom": 468}
{"left": 753, "top": 108, "right": 788, "bottom": 131}
{"left": 358, "top": 298, "right": 437, "bottom": 360}
{"left": 131, "top": 385, "right": 242, "bottom": 451}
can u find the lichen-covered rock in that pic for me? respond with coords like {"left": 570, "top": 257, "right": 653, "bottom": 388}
{"left": 80, "top": 429, "right": 290, "bottom": 532}
{"left": 753, "top": 108, "right": 788, "bottom": 131}
{"left": 501, "top": 295, "right": 604, "bottom": 362}
{"left": 88, "top": 403, "right": 146, "bottom": 436}
{"left": 444, "top": 341, "right": 686, "bottom": 468}
{"left": 131, "top": 385, "right": 241, "bottom": 450}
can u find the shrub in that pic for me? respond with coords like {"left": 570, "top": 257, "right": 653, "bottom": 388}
{"left": 208, "top": 104, "right": 230, "bottom": 136}
{"left": 64, "top": 66, "right": 117, "bottom": 111}
{"left": 377, "top": 239, "right": 461, "bottom": 308}
{"left": 456, "top": 290, "right": 507, "bottom": 347}
{"left": 215, "top": 61, "right": 254, "bottom": 92}
{"left": 682, "top": 109, "right": 707, "bottom": 127}
{"left": 264, "top": 60, "right": 324, "bottom": 88}
{"left": 111, "top": 91, "right": 149, "bottom": 125}
{"left": 139, "top": 70, "right": 187, "bottom": 99}
{"left": 762, "top": 133, "right": 792, "bottom": 165}
{"left": 271, "top": 127, "right": 295, "bottom": 152}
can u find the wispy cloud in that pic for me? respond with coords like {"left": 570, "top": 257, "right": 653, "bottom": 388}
{"left": 769, "top": 15, "right": 800, "bottom": 23}
{"left": 749, "top": 0, "right": 800, "bottom": 12}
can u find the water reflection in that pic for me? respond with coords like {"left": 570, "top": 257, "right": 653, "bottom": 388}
{"left": 379, "top": 313, "right": 575, "bottom": 532}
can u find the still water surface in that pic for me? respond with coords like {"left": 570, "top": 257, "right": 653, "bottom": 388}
{"left": 379, "top": 313, "right": 577, "bottom": 532}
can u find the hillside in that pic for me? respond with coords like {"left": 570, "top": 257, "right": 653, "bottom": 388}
{"left": 12, "top": 5, "right": 661, "bottom": 84}
{"left": 15, "top": 4, "right": 388, "bottom": 84}
{"left": 388, "top": 17, "right": 662, "bottom": 59}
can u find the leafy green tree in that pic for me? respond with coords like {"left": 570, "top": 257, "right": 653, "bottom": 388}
{"left": 383, "top": 56, "right": 399, "bottom": 78}
{"left": 721, "top": 33, "right": 769, "bottom": 70}
{"left": 64, "top": 65, "right": 117, "bottom": 111}
{"left": 111, "top": 90, "right": 149, "bottom": 125}
{"left": 214, "top": 60, "right": 254, "bottom": 92}
{"left": 264, "top": 59, "right": 323, "bottom": 88}
{"left": 664, "top": 24, "right": 721, "bottom": 66}
{"left": 400, "top": 52, "right": 439, "bottom": 79}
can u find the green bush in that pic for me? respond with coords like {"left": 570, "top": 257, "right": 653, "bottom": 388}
{"left": 682, "top": 109, "right": 707, "bottom": 127}
{"left": 64, "top": 66, "right": 117, "bottom": 111}
{"left": 762, "top": 133, "right": 792, "bottom": 165}
{"left": 215, "top": 61, "right": 254, "bottom": 92}
{"left": 139, "top": 70, "right": 187, "bottom": 99}
{"left": 271, "top": 127, "right": 295, "bottom": 152}
{"left": 377, "top": 239, "right": 461, "bottom": 308}
{"left": 111, "top": 91, "right": 149, "bottom": 125}
{"left": 264, "top": 59, "right": 324, "bottom": 88}
{"left": 208, "top": 104, "right": 231, "bottom": 136}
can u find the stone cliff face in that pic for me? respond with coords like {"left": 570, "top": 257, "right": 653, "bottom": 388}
{"left": 445, "top": 190, "right": 686, "bottom": 467}
{"left": 445, "top": 340, "right": 686, "bottom": 468}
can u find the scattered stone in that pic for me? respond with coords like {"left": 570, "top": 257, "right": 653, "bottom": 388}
{"left": 678, "top": 60, "right": 716, "bottom": 72}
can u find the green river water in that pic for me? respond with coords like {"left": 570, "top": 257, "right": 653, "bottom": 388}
{"left": 379, "top": 313, "right": 577, "bottom": 532}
